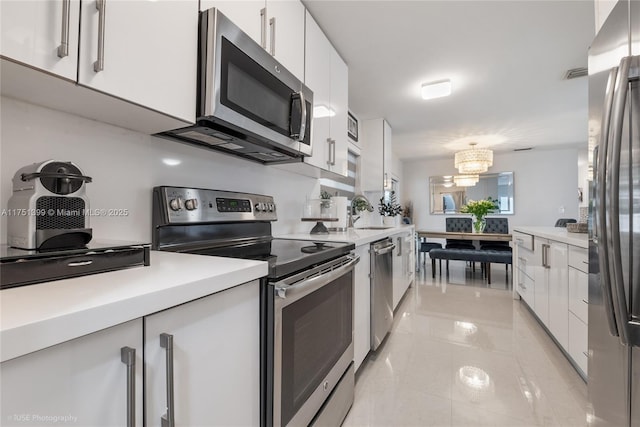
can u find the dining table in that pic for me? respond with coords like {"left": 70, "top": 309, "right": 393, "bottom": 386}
{"left": 416, "top": 230, "right": 513, "bottom": 242}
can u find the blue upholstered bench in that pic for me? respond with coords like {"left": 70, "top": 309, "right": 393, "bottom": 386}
{"left": 428, "top": 248, "right": 512, "bottom": 284}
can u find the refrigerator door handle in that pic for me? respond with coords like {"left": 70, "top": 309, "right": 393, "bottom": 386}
{"left": 606, "top": 55, "right": 638, "bottom": 345}
{"left": 594, "top": 143, "right": 619, "bottom": 337}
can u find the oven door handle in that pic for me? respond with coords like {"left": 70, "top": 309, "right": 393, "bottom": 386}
{"left": 275, "top": 254, "right": 359, "bottom": 301}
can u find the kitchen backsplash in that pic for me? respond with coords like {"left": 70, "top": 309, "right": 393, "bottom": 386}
{"left": 0, "top": 97, "right": 322, "bottom": 243}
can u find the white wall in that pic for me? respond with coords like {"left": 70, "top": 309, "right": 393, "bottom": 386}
{"left": 0, "top": 97, "right": 321, "bottom": 244}
{"left": 402, "top": 147, "right": 582, "bottom": 231}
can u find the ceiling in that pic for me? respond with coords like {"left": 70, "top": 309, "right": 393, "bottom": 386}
{"left": 303, "top": 0, "right": 595, "bottom": 161}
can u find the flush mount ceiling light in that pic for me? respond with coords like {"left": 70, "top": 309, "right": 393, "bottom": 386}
{"left": 454, "top": 143, "right": 493, "bottom": 174}
{"left": 421, "top": 79, "right": 452, "bottom": 100}
{"left": 453, "top": 174, "right": 479, "bottom": 187}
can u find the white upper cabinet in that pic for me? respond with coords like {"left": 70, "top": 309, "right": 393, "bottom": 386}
{"left": 200, "top": 1, "right": 265, "bottom": 45}
{"left": 361, "top": 118, "right": 393, "bottom": 191}
{"left": 78, "top": 0, "right": 197, "bottom": 123}
{"left": 203, "top": 0, "right": 304, "bottom": 81}
{"left": 1, "top": 0, "right": 198, "bottom": 132}
{"left": 304, "top": 11, "right": 349, "bottom": 176}
{"left": 0, "top": 0, "right": 80, "bottom": 81}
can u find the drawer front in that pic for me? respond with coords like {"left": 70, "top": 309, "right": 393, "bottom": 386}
{"left": 568, "top": 245, "right": 588, "bottom": 273}
{"left": 517, "top": 268, "right": 535, "bottom": 309}
{"left": 568, "top": 313, "right": 588, "bottom": 375}
{"left": 513, "top": 231, "right": 534, "bottom": 251}
{"left": 568, "top": 267, "right": 588, "bottom": 324}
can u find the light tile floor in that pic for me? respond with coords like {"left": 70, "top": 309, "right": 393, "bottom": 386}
{"left": 343, "top": 261, "right": 588, "bottom": 427}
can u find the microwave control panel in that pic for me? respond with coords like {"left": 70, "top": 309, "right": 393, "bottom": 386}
{"left": 155, "top": 186, "right": 277, "bottom": 223}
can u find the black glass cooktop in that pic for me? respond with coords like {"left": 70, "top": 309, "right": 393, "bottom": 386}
{"left": 187, "top": 238, "right": 354, "bottom": 280}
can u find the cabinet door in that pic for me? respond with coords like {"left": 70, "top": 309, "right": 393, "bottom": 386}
{"left": 202, "top": 1, "right": 266, "bottom": 47}
{"left": 361, "top": 119, "right": 385, "bottom": 191}
{"left": 1, "top": 319, "right": 143, "bottom": 426}
{"left": 533, "top": 238, "right": 549, "bottom": 325}
{"left": 383, "top": 120, "right": 393, "bottom": 189}
{"left": 78, "top": 0, "right": 198, "bottom": 123}
{"left": 0, "top": 0, "right": 80, "bottom": 81}
{"left": 353, "top": 244, "right": 371, "bottom": 371}
{"left": 547, "top": 241, "right": 569, "bottom": 350}
{"left": 328, "top": 47, "right": 349, "bottom": 176}
{"left": 266, "top": 0, "right": 304, "bottom": 81}
{"left": 304, "top": 10, "right": 331, "bottom": 170}
{"left": 144, "top": 281, "right": 260, "bottom": 426}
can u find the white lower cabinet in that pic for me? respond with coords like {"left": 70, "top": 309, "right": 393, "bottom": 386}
{"left": 353, "top": 244, "right": 371, "bottom": 371}
{"left": 145, "top": 280, "right": 260, "bottom": 426}
{"left": 391, "top": 230, "right": 414, "bottom": 310}
{"left": 547, "top": 241, "right": 569, "bottom": 350}
{"left": 0, "top": 280, "right": 260, "bottom": 426}
{"left": 568, "top": 312, "right": 588, "bottom": 374}
{"left": 1, "top": 319, "right": 144, "bottom": 426}
{"left": 533, "top": 238, "right": 550, "bottom": 325}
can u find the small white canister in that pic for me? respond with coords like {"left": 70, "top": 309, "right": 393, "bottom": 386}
{"left": 329, "top": 196, "right": 348, "bottom": 231}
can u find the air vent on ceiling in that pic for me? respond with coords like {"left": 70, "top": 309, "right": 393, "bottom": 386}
{"left": 514, "top": 147, "right": 533, "bottom": 152}
{"left": 564, "top": 67, "right": 588, "bottom": 80}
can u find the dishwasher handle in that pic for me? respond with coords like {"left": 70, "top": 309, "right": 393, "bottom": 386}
{"left": 373, "top": 244, "right": 396, "bottom": 255}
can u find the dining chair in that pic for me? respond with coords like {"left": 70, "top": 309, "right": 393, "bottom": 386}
{"left": 480, "top": 217, "right": 511, "bottom": 252}
{"left": 555, "top": 218, "right": 577, "bottom": 227}
{"left": 445, "top": 217, "right": 475, "bottom": 250}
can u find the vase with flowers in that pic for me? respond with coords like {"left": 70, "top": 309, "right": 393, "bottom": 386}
{"left": 378, "top": 191, "right": 403, "bottom": 226}
{"left": 460, "top": 198, "right": 499, "bottom": 233}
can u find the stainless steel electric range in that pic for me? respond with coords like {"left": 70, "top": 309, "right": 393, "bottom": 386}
{"left": 152, "top": 186, "right": 358, "bottom": 427}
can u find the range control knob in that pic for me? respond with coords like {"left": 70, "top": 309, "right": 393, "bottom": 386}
{"left": 267, "top": 203, "right": 275, "bottom": 212}
{"left": 169, "top": 198, "right": 184, "bottom": 211}
{"left": 254, "top": 202, "right": 264, "bottom": 212}
{"left": 185, "top": 199, "right": 198, "bottom": 211}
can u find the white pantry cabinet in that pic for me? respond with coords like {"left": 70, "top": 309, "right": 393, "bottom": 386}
{"left": 203, "top": 0, "right": 305, "bottom": 81}
{"left": 304, "top": 11, "right": 349, "bottom": 176}
{"left": 0, "top": 0, "right": 197, "bottom": 131}
{"left": 144, "top": 280, "right": 260, "bottom": 426}
{"left": 1, "top": 319, "right": 143, "bottom": 427}
{"left": 361, "top": 118, "right": 393, "bottom": 192}
{"left": 353, "top": 244, "right": 371, "bottom": 371}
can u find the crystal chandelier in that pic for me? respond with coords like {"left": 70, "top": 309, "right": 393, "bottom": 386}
{"left": 454, "top": 143, "right": 493, "bottom": 174}
{"left": 453, "top": 174, "right": 479, "bottom": 187}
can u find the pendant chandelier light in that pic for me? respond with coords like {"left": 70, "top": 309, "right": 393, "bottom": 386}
{"left": 453, "top": 174, "right": 479, "bottom": 187}
{"left": 454, "top": 143, "right": 493, "bottom": 174}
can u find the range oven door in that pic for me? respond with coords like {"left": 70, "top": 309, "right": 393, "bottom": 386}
{"left": 199, "top": 8, "right": 313, "bottom": 156}
{"left": 271, "top": 254, "right": 358, "bottom": 427}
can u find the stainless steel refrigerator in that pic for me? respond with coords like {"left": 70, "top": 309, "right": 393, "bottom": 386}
{"left": 588, "top": 0, "right": 639, "bottom": 426}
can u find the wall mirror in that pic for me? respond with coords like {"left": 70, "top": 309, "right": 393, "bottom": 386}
{"left": 429, "top": 172, "right": 515, "bottom": 214}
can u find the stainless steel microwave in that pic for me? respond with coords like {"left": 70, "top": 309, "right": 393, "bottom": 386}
{"left": 157, "top": 8, "right": 313, "bottom": 164}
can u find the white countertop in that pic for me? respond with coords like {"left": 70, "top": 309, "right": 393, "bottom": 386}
{"left": 276, "top": 224, "right": 414, "bottom": 246}
{"left": 0, "top": 251, "right": 268, "bottom": 362}
{"left": 513, "top": 226, "right": 589, "bottom": 248}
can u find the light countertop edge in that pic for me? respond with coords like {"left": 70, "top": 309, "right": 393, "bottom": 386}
{"left": 0, "top": 251, "right": 268, "bottom": 362}
{"left": 513, "top": 226, "right": 589, "bottom": 248}
{"left": 276, "top": 225, "right": 415, "bottom": 246}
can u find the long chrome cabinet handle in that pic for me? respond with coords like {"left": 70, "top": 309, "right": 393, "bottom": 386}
{"left": 595, "top": 67, "right": 620, "bottom": 337}
{"left": 57, "top": 0, "right": 70, "bottom": 58}
{"left": 121, "top": 347, "right": 136, "bottom": 427}
{"left": 160, "top": 333, "right": 175, "bottom": 427}
{"left": 606, "top": 55, "right": 637, "bottom": 345}
{"left": 260, "top": 8, "right": 267, "bottom": 49}
{"left": 93, "top": 0, "right": 106, "bottom": 72}
{"left": 397, "top": 237, "right": 402, "bottom": 256}
{"left": 269, "top": 17, "right": 276, "bottom": 56}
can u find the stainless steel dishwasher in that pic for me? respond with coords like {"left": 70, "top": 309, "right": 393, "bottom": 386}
{"left": 370, "top": 238, "right": 395, "bottom": 351}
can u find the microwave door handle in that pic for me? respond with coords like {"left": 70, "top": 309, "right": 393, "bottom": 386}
{"left": 607, "top": 56, "right": 634, "bottom": 345}
{"left": 297, "top": 91, "right": 307, "bottom": 142}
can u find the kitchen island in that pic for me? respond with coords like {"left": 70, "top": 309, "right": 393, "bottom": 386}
{"left": 512, "top": 225, "right": 589, "bottom": 378}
